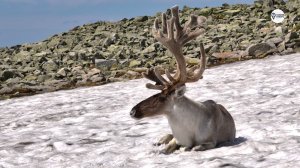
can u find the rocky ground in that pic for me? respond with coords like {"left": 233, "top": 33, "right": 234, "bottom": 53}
{"left": 1, "top": 0, "right": 300, "bottom": 99}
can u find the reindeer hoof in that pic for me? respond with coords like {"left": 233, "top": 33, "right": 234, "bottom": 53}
{"left": 160, "top": 145, "right": 177, "bottom": 154}
{"left": 159, "top": 138, "right": 179, "bottom": 154}
{"left": 191, "top": 143, "right": 215, "bottom": 151}
{"left": 154, "top": 134, "right": 173, "bottom": 146}
{"left": 191, "top": 145, "right": 206, "bottom": 151}
{"left": 180, "top": 146, "right": 192, "bottom": 152}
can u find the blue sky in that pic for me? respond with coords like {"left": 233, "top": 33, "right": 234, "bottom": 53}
{"left": 0, "top": 0, "right": 254, "bottom": 47}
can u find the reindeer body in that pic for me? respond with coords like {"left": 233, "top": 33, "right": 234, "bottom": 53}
{"left": 130, "top": 6, "right": 236, "bottom": 153}
{"left": 167, "top": 97, "right": 235, "bottom": 148}
{"left": 131, "top": 86, "right": 236, "bottom": 152}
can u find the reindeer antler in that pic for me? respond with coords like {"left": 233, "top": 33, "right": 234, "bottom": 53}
{"left": 143, "top": 6, "right": 207, "bottom": 93}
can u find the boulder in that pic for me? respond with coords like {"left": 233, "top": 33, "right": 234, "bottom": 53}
{"left": 0, "top": 70, "right": 15, "bottom": 81}
{"left": 103, "top": 38, "right": 114, "bottom": 47}
{"left": 86, "top": 68, "right": 101, "bottom": 78}
{"left": 126, "top": 70, "right": 140, "bottom": 79}
{"left": 185, "top": 56, "right": 200, "bottom": 66}
{"left": 90, "top": 75, "right": 105, "bottom": 83}
{"left": 266, "top": 37, "right": 283, "bottom": 45}
{"left": 212, "top": 51, "right": 242, "bottom": 62}
{"left": 134, "top": 16, "right": 148, "bottom": 22}
{"left": 95, "top": 59, "right": 117, "bottom": 70}
{"left": 56, "top": 68, "right": 68, "bottom": 77}
{"left": 224, "top": 9, "right": 241, "bottom": 16}
{"left": 129, "top": 60, "right": 142, "bottom": 68}
{"left": 291, "top": 15, "right": 300, "bottom": 23}
{"left": 277, "top": 41, "right": 286, "bottom": 52}
{"left": 71, "top": 66, "right": 86, "bottom": 76}
{"left": 246, "top": 43, "right": 276, "bottom": 57}
{"left": 274, "top": 26, "right": 283, "bottom": 35}
{"left": 42, "top": 60, "right": 58, "bottom": 72}
{"left": 142, "top": 44, "right": 156, "bottom": 54}
{"left": 285, "top": 32, "right": 299, "bottom": 43}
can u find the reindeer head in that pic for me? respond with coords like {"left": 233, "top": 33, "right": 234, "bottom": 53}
{"left": 130, "top": 6, "right": 207, "bottom": 119}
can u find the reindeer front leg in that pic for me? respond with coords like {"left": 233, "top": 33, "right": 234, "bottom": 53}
{"left": 153, "top": 134, "right": 179, "bottom": 154}
{"left": 154, "top": 134, "right": 174, "bottom": 146}
{"left": 191, "top": 141, "right": 216, "bottom": 151}
{"left": 160, "top": 138, "right": 180, "bottom": 154}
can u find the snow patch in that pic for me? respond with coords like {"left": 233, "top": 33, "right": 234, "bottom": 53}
{"left": 0, "top": 54, "right": 300, "bottom": 167}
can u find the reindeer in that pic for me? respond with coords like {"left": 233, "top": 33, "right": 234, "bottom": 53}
{"left": 130, "top": 6, "right": 236, "bottom": 154}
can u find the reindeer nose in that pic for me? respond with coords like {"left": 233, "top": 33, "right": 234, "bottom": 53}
{"left": 130, "top": 109, "right": 136, "bottom": 117}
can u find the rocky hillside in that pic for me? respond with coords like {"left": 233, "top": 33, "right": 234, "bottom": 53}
{"left": 0, "top": 0, "right": 299, "bottom": 100}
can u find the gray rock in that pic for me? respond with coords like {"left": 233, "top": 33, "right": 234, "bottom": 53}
{"left": 139, "top": 38, "right": 147, "bottom": 48}
{"left": 24, "top": 75, "right": 38, "bottom": 81}
{"left": 196, "top": 8, "right": 213, "bottom": 16}
{"left": 212, "top": 51, "right": 242, "bottom": 63}
{"left": 274, "top": 26, "right": 283, "bottom": 35}
{"left": 291, "top": 15, "right": 300, "bottom": 23}
{"left": 71, "top": 66, "right": 86, "bottom": 76}
{"left": 95, "top": 59, "right": 117, "bottom": 70}
{"left": 129, "top": 60, "right": 142, "bottom": 68}
{"left": 224, "top": 9, "right": 241, "bottom": 16}
{"left": 141, "top": 44, "right": 156, "bottom": 54}
{"left": 262, "top": 0, "right": 285, "bottom": 12}
{"left": 0, "top": 86, "right": 13, "bottom": 95}
{"left": 267, "top": 37, "right": 283, "bottom": 45}
{"left": 135, "top": 16, "right": 148, "bottom": 22}
{"left": 208, "top": 45, "right": 219, "bottom": 54}
{"left": 69, "top": 52, "right": 77, "bottom": 57}
{"left": 278, "top": 41, "right": 286, "bottom": 52}
{"left": 112, "top": 33, "right": 120, "bottom": 40}
{"left": 37, "top": 75, "right": 51, "bottom": 82}
{"left": 90, "top": 75, "right": 105, "bottom": 83}
{"left": 286, "top": 0, "right": 300, "bottom": 12}
{"left": 103, "top": 38, "right": 114, "bottom": 47}
{"left": 21, "top": 67, "right": 36, "bottom": 74}
{"left": 56, "top": 68, "right": 67, "bottom": 77}
{"left": 0, "top": 70, "right": 15, "bottom": 81}
{"left": 34, "top": 51, "right": 51, "bottom": 57}
{"left": 285, "top": 32, "right": 299, "bottom": 43}
{"left": 126, "top": 70, "right": 140, "bottom": 79}
{"left": 42, "top": 60, "right": 58, "bottom": 72}
{"left": 246, "top": 43, "right": 275, "bottom": 57}
{"left": 86, "top": 68, "right": 101, "bottom": 78}
{"left": 5, "top": 77, "right": 21, "bottom": 86}
{"left": 281, "top": 48, "right": 295, "bottom": 55}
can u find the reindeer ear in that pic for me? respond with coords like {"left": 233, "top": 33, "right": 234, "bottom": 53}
{"left": 174, "top": 85, "right": 186, "bottom": 98}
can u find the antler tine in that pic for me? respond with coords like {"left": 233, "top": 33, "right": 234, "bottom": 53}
{"left": 181, "top": 28, "right": 205, "bottom": 46}
{"left": 167, "top": 17, "right": 175, "bottom": 40}
{"left": 180, "top": 15, "right": 206, "bottom": 45}
{"left": 162, "top": 13, "right": 167, "bottom": 34}
{"left": 153, "top": 18, "right": 159, "bottom": 31}
{"left": 153, "top": 18, "right": 165, "bottom": 42}
{"left": 142, "top": 67, "right": 171, "bottom": 90}
{"left": 153, "top": 67, "right": 169, "bottom": 85}
{"left": 146, "top": 5, "right": 207, "bottom": 92}
{"left": 171, "top": 6, "right": 183, "bottom": 40}
{"left": 145, "top": 83, "right": 165, "bottom": 90}
{"left": 142, "top": 68, "right": 163, "bottom": 85}
{"left": 184, "top": 15, "right": 206, "bottom": 30}
{"left": 165, "top": 69, "right": 176, "bottom": 84}
{"left": 187, "top": 43, "right": 207, "bottom": 82}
